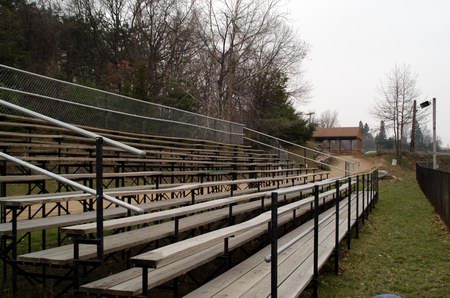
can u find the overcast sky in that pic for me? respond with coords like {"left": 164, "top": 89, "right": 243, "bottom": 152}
{"left": 286, "top": 0, "right": 450, "bottom": 146}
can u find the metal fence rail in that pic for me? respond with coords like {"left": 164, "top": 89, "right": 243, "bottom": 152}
{"left": 416, "top": 162, "right": 450, "bottom": 230}
{"left": 0, "top": 64, "right": 244, "bottom": 144}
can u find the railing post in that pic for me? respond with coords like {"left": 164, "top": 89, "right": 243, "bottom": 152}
{"left": 0, "top": 158, "right": 5, "bottom": 223}
{"left": 11, "top": 206, "right": 18, "bottom": 298}
{"left": 356, "top": 175, "right": 360, "bottom": 239}
{"left": 313, "top": 185, "right": 320, "bottom": 298}
{"left": 96, "top": 137, "right": 104, "bottom": 260}
{"left": 334, "top": 180, "right": 340, "bottom": 275}
{"left": 375, "top": 169, "right": 380, "bottom": 203}
{"left": 270, "top": 192, "right": 278, "bottom": 298}
{"left": 347, "top": 177, "right": 352, "bottom": 250}
{"left": 362, "top": 174, "right": 365, "bottom": 225}
{"left": 367, "top": 172, "right": 371, "bottom": 217}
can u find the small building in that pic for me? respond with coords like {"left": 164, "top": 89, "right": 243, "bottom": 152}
{"left": 312, "top": 127, "right": 362, "bottom": 154}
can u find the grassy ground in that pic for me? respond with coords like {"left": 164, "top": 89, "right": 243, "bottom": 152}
{"left": 303, "top": 156, "right": 450, "bottom": 297}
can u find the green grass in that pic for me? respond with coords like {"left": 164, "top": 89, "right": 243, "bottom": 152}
{"left": 303, "top": 160, "right": 450, "bottom": 297}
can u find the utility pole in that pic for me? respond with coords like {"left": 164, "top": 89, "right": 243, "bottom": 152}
{"left": 432, "top": 98, "right": 437, "bottom": 169}
{"left": 306, "top": 112, "right": 315, "bottom": 124}
{"left": 420, "top": 98, "right": 437, "bottom": 169}
{"left": 410, "top": 100, "right": 416, "bottom": 153}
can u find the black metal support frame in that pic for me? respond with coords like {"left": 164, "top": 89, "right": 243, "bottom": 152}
{"left": 270, "top": 192, "right": 278, "bottom": 298}
{"left": 73, "top": 137, "right": 105, "bottom": 297}
{"left": 267, "top": 171, "right": 379, "bottom": 298}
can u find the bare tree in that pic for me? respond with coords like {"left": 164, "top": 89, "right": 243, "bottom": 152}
{"left": 194, "top": 0, "right": 309, "bottom": 121}
{"left": 372, "top": 64, "right": 421, "bottom": 161}
{"left": 317, "top": 110, "right": 339, "bottom": 128}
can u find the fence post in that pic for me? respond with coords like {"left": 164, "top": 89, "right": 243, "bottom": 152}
{"left": 270, "top": 192, "right": 278, "bottom": 298}
{"left": 96, "top": 137, "right": 104, "bottom": 260}
{"left": 362, "top": 174, "right": 365, "bottom": 225}
{"left": 356, "top": 175, "right": 360, "bottom": 239}
{"left": 334, "top": 180, "right": 340, "bottom": 275}
{"left": 313, "top": 185, "right": 320, "bottom": 298}
{"left": 347, "top": 177, "right": 352, "bottom": 250}
{"left": 367, "top": 172, "right": 371, "bottom": 216}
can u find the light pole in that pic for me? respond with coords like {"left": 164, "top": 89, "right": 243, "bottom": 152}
{"left": 420, "top": 98, "right": 437, "bottom": 169}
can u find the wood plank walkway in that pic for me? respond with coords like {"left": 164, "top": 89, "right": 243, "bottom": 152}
{"left": 186, "top": 191, "right": 369, "bottom": 298}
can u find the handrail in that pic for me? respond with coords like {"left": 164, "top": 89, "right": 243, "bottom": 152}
{"left": 244, "top": 127, "right": 359, "bottom": 165}
{"left": 264, "top": 199, "right": 348, "bottom": 262}
{"left": 266, "top": 170, "right": 375, "bottom": 261}
{"left": 0, "top": 151, "right": 145, "bottom": 214}
{"left": 0, "top": 98, "right": 147, "bottom": 156}
{"left": 245, "top": 137, "right": 352, "bottom": 174}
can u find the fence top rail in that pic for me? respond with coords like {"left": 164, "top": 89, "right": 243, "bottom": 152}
{"left": 0, "top": 63, "right": 243, "bottom": 127}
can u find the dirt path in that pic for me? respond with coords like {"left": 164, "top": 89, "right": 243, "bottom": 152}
{"left": 328, "top": 155, "right": 376, "bottom": 178}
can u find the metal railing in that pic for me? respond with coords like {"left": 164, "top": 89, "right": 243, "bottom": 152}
{"left": 416, "top": 162, "right": 450, "bottom": 230}
{"left": 0, "top": 151, "right": 143, "bottom": 214}
{"left": 244, "top": 127, "right": 360, "bottom": 176}
{"left": 0, "top": 64, "right": 244, "bottom": 144}
{"left": 0, "top": 100, "right": 145, "bottom": 298}
{"left": 265, "top": 170, "right": 378, "bottom": 297}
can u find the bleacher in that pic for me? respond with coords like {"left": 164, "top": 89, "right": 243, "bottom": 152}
{"left": 0, "top": 107, "right": 378, "bottom": 298}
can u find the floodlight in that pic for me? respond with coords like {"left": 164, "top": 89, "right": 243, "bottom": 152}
{"left": 420, "top": 101, "right": 431, "bottom": 109}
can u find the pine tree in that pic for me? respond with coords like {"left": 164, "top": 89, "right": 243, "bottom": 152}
{"left": 376, "top": 120, "right": 387, "bottom": 145}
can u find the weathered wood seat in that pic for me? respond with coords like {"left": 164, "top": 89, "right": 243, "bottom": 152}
{"left": 79, "top": 185, "right": 354, "bottom": 296}
{"left": 0, "top": 172, "right": 325, "bottom": 209}
{"left": 185, "top": 191, "right": 366, "bottom": 298}
{"left": 16, "top": 178, "right": 335, "bottom": 265}
{"left": 0, "top": 189, "right": 256, "bottom": 236}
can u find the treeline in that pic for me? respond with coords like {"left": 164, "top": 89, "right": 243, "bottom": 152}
{"left": 0, "top": 0, "right": 313, "bottom": 143}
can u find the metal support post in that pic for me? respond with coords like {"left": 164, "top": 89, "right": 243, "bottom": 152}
{"left": 362, "top": 174, "right": 365, "bottom": 225}
{"left": 95, "top": 137, "right": 104, "bottom": 261}
{"left": 366, "top": 173, "right": 370, "bottom": 217}
{"left": 312, "top": 185, "right": 319, "bottom": 298}
{"left": 142, "top": 267, "right": 149, "bottom": 297}
{"left": 0, "top": 159, "right": 5, "bottom": 223}
{"left": 11, "top": 207, "right": 18, "bottom": 298}
{"left": 370, "top": 172, "right": 375, "bottom": 210}
{"left": 356, "top": 175, "right": 360, "bottom": 239}
{"left": 432, "top": 98, "right": 437, "bottom": 170}
{"left": 347, "top": 177, "right": 352, "bottom": 250}
{"left": 375, "top": 170, "right": 380, "bottom": 202}
{"left": 334, "top": 181, "right": 340, "bottom": 275}
{"left": 270, "top": 192, "right": 278, "bottom": 298}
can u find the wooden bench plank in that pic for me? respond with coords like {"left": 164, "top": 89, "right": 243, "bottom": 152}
{"left": 80, "top": 200, "right": 312, "bottom": 296}
{"left": 16, "top": 186, "right": 312, "bottom": 265}
{"left": 186, "top": 192, "right": 365, "bottom": 298}
{"left": 128, "top": 182, "right": 343, "bottom": 269}
{"left": 0, "top": 189, "right": 256, "bottom": 235}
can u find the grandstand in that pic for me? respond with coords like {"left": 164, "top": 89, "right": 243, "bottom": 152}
{"left": 0, "top": 64, "right": 378, "bottom": 298}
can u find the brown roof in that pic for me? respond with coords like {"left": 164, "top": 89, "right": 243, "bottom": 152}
{"left": 313, "top": 127, "right": 362, "bottom": 140}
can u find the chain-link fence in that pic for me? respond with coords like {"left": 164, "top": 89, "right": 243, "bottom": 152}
{"left": 0, "top": 64, "right": 243, "bottom": 144}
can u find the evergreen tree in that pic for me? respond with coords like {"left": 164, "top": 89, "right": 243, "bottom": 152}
{"left": 375, "top": 120, "right": 387, "bottom": 145}
{"left": 363, "top": 123, "right": 370, "bottom": 135}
